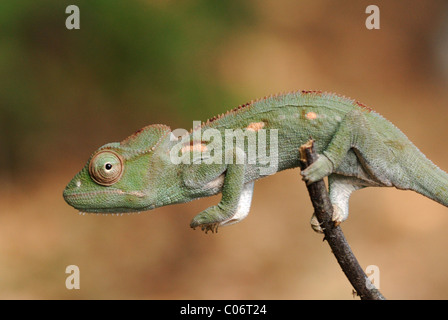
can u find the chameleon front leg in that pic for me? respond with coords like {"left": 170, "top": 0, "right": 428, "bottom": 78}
{"left": 301, "top": 109, "right": 396, "bottom": 186}
{"left": 300, "top": 112, "right": 357, "bottom": 184}
{"left": 190, "top": 163, "right": 251, "bottom": 233}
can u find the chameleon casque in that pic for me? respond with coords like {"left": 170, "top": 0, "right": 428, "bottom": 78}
{"left": 63, "top": 91, "right": 448, "bottom": 233}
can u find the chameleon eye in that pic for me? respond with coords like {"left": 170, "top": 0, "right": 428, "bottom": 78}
{"left": 89, "top": 150, "right": 123, "bottom": 186}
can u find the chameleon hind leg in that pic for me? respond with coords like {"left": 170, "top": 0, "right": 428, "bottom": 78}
{"left": 310, "top": 174, "right": 370, "bottom": 233}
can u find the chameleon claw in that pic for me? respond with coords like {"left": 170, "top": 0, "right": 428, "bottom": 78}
{"left": 200, "top": 223, "right": 219, "bottom": 234}
{"left": 190, "top": 220, "right": 219, "bottom": 234}
{"left": 310, "top": 214, "right": 325, "bottom": 233}
{"left": 331, "top": 204, "right": 346, "bottom": 227}
{"left": 190, "top": 205, "right": 226, "bottom": 234}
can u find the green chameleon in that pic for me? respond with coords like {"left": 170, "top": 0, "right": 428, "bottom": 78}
{"left": 63, "top": 90, "right": 448, "bottom": 233}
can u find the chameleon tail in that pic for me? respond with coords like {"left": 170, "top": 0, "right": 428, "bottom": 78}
{"left": 403, "top": 149, "right": 448, "bottom": 208}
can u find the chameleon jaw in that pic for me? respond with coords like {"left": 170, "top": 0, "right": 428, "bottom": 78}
{"left": 64, "top": 187, "right": 154, "bottom": 214}
{"left": 77, "top": 211, "right": 143, "bottom": 216}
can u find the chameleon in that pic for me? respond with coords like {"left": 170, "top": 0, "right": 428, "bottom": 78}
{"left": 63, "top": 90, "right": 448, "bottom": 233}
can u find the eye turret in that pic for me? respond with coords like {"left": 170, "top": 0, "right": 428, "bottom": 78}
{"left": 88, "top": 150, "right": 124, "bottom": 186}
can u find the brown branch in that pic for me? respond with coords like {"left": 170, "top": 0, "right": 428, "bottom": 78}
{"left": 299, "top": 139, "right": 385, "bottom": 300}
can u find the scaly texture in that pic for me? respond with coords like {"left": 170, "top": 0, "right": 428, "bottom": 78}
{"left": 63, "top": 90, "right": 448, "bottom": 233}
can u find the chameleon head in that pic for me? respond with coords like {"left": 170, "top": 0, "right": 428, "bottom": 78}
{"left": 63, "top": 124, "right": 173, "bottom": 214}
{"left": 63, "top": 147, "right": 151, "bottom": 213}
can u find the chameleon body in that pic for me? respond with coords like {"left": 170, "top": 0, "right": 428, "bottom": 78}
{"left": 63, "top": 91, "right": 448, "bottom": 233}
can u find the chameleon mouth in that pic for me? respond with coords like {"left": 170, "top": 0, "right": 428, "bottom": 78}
{"left": 77, "top": 211, "right": 143, "bottom": 216}
{"left": 63, "top": 188, "right": 146, "bottom": 200}
{"left": 73, "top": 202, "right": 156, "bottom": 214}
{"left": 64, "top": 189, "right": 123, "bottom": 199}
{"left": 63, "top": 188, "right": 148, "bottom": 213}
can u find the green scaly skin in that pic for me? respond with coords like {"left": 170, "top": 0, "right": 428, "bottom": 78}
{"left": 63, "top": 90, "right": 448, "bottom": 233}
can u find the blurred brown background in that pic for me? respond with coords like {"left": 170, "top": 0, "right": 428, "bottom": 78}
{"left": 1, "top": 0, "right": 448, "bottom": 299}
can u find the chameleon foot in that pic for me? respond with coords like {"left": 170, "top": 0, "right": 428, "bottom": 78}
{"left": 301, "top": 154, "right": 333, "bottom": 184}
{"left": 190, "top": 205, "right": 227, "bottom": 234}
{"left": 310, "top": 204, "right": 346, "bottom": 233}
{"left": 332, "top": 204, "right": 346, "bottom": 227}
{"left": 310, "top": 214, "right": 324, "bottom": 233}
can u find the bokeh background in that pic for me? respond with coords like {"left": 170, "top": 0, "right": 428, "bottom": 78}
{"left": 1, "top": 0, "right": 448, "bottom": 299}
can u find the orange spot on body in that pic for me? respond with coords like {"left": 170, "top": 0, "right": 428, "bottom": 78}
{"left": 305, "top": 112, "right": 318, "bottom": 120}
{"left": 246, "top": 122, "right": 265, "bottom": 131}
{"left": 181, "top": 142, "right": 208, "bottom": 153}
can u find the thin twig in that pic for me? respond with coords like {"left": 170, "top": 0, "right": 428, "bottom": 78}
{"left": 299, "top": 139, "right": 386, "bottom": 300}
